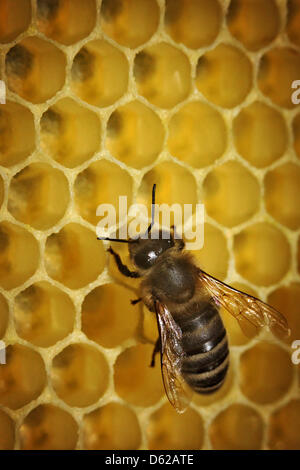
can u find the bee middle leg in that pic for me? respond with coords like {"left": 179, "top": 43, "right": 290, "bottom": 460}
{"left": 150, "top": 338, "right": 161, "bottom": 367}
{"left": 107, "top": 247, "right": 140, "bottom": 278}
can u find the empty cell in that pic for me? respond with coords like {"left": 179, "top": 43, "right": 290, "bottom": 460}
{"left": 194, "top": 223, "right": 229, "bottom": 281}
{"left": 264, "top": 163, "right": 300, "bottom": 230}
{"left": 0, "top": 344, "right": 46, "bottom": 409}
{"left": 0, "top": 221, "right": 40, "bottom": 290}
{"left": 81, "top": 283, "right": 139, "bottom": 349}
{"left": 234, "top": 223, "right": 290, "bottom": 286}
{"left": 203, "top": 161, "right": 260, "bottom": 227}
{"left": 74, "top": 160, "right": 133, "bottom": 226}
{"left": 37, "top": 0, "right": 96, "bottom": 45}
{"left": 168, "top": 101, "right": 227, "bottom": 168}
{"left": 196, "top": 44, "right": 252, "bottom": 108}
{"left": 0, "top": 293, "right": 9, "bottom": 339}
{"left": 101, "top": 0, "right": 159, "bottom": 49}
{"left": 209, "top": 404, "right": 264, "bottom": 450}
{"left": 114, "top": 344, "right": 164, "bottom": 407}
{"left": 83, "top": 402, "right": 141, "bottom": 450}
{"left": 137, "top": 162, "right": 197, "bottom": 228}
{"left": 240, "top": 343, "right": 293, "bottom": 404}
{"left": 0, "top": 0, "right": 31, "bottom": 44}
{"left": 5, "top": 37, "right": 66, "bottom": 104}
{"left": 165, "top": 0, "right": 222, "bottom": 49}
{"left": 71, "top": 40, "right": 129, "bottom": 108}
{"left": 40, "top": 97, "right": 101, "bottom": 168}
{"left": 134, "top": 43, "right": 191, "bottom": 109}
{"left": 221, "top": 283, "right": 259, "bottom": 346}
{"left": 14, "top": 282, "right": 75, "bottom": 348}
{"left": 51, "top": 343, "right": 109, "bottom": 407}
{"left": 287, "top": 0, "right": 300, "bottom": 47}
{"left": 268, "top": 400, "right": 300, "bottom": 450}
{"left": 45, "top": 223, "right": 106, "bottom": 289}
{"left": 268, "top": 283, "right": 300, "bottom": 344}
{"left": 233, "top": 101, "right": 288, "bottom": 168}
{"left": 20, "top": 404, "right": 78, "bottom": 450}
{"left": 106, "top": 100, "right": 164, "bottom": 169}
{"left": 147, "top": 404, "right": 204, "bottom": 450}
{"left": 8, "top": 163, "right": 70, "bottom": 230}
{"left": 227, "top": 0, "right": 279, "bottom": 51}
{"left": 258, "top": 47, "right": 300, "bottom": 109}
{"left": 0, "top": 409, "right": 15, "bottom": 450}
{"left": 292, "top": 113, "right": 300, "bottom": 159}
{"left": 0, "top": 101, "right": 35, "bottom": 168}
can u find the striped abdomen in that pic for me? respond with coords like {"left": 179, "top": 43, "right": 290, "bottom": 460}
{"left": 178, "top": 301, "right": 229, "bottom": 394}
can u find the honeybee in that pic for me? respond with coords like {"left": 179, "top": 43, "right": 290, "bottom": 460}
{"left": 98, "top": 184, "right": 290, "bottom": 413}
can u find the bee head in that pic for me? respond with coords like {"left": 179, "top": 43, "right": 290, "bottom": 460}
{"left": 129, "top": 230, "right": 175, "bottom": 270}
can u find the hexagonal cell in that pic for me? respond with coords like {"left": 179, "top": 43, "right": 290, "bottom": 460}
{"left": 234, "top": 223, "right": 290, "bottom": 286}
{"left": 40, "top": 97, "right": 101, "bottom": 169}
{"left": 45, "top": 223, "right": 105, "bottom": 289}
{"left": 82, "top": 283, "right": 138, "bottom": 349}
{"left": 74, "top": 160, "right": 133, "bottom": 227}
{"left": 8, "top": 163, "right": 70, "bottom": 230}
{"left": 100, "top": 0, "right": 159, "bottom": 49}
{"left": 134, "top": 43, "right": 191, "bottom": 109}
{"left": 0, "top": 293, "right": 9, "bottom": 339}
{"left": 20, "top": 404, "right": 78, "bottom": 450}
{"left": 240, "top": 343, "right": 293, "bottom": 404}
{"left": 227, "top": 0, "right": 279, "bottom": 51}
{"left": 193, "top": 223, "right": 229, "bottom": 281}
{"left": 233, "top": 101, "right": 288, "bottom": 168}
{"left": 106, "top": 100, "right": 164, "bottom": 169}
{"left": 165, "top": 0, "right": 222, "bottom": 49}
{"left": 292, "top": 112, "right": 300, "bottom": 159}
{"left": 137, "top": 162, "right": 197, "bottom": 229}
{"left": 264, "top": 163, "right": 300, "bottom": 230}
{"left": 196, "top": 44, "right": 252, "bottom": 109}
{"left": 258, "top": 47, "right": 300, "bottom": 109}
{"left": 83, "top": 403, "right": 141, "bottom": 450}
{"left": 221, "top": 283, "right": 259, "bottom": 346}
{"left": 114, "top": 344, "right": 164, "bottom": 407}
{"left": 147, "top": 404, "right": 204, "bottom": 450}
{"left": 268, "top": 400, "right": 300, "bottom": 450}
{"left": 287, "top": 0, "right": 300, "bottom": 47}
{"left": 71, "top": 40, "right": 129, "bottom": 108}
{"left": 14, "top": 282, "right": 75, "bottom": 348}
{"left": 209, "top": 404, "right": 264, "bottom": 450}
{"left": 203, "top": 161, "right": 260, "bottom": 228}
{"left": 0, "top": 221, "right": 39, "bottom": 290}
{"left": 0, "top": 0, "right": 31, "bottom": 44}
{"left": 51, "top": 343, "right": 109, "bottom": 407}
{"left": 167, "top": 101, "right": 227, "bottom": 168}
{"left": 5, "top": 37, "right": 66, "bottom": 104}
{"left": 0, "top": 409, "right": 15, "bottom": 450}
{"left": 37, "top": 0, "right": 96, "bottom": 45}
{"left": 0, "top": 344, "right": 46, "bottom": 409}
{"left": 268, "top": 283, "right": 300, "bottom": 344}
{"left": 0, "top": 101, "right": 35, "bottom": 168}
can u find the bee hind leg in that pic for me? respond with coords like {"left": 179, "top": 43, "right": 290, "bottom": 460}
{"left": 150, "top": 338, "right": 161, "bottom": 367}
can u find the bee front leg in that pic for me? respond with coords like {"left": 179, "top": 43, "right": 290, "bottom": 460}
{"left": 107, "top": 247, "right": 140, "bottom": 278}
{"left": 130, "top": 298, "right": 142, "bottom": 305}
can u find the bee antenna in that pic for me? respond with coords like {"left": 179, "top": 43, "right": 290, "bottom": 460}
{"left": 147, "top": 183, "right": 156, "bottom": 234}
{"left": 97, "top": 237, "right": 132, "bottom": 244}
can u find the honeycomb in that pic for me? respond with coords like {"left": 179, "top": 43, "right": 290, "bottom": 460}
{"left": 0, "top": 0, "right": 300, "bottom": 451}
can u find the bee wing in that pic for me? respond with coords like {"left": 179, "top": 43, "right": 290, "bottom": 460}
{"left": 198, "top": 269, "right": 290, "bottom": 340}
{"left": 155, "top": 301, "right": 193, "bottom": 414}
